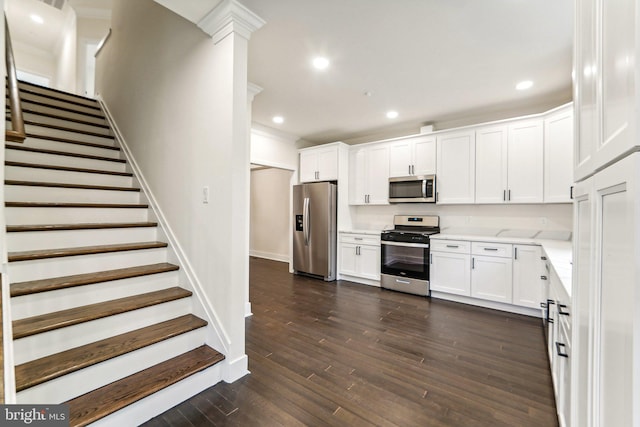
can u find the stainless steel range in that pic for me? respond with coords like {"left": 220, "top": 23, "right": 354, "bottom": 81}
{"left": 380, "top": 215, "right": 440, "bottom": 296}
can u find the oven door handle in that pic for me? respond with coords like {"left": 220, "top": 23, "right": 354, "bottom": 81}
{"left": 381, "top": 241, "right": 429, "bottom": 249}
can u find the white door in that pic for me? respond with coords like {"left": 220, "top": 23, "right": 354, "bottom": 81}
{"left": 475, "top": 125, "right": 508, "bottom": 203}
{"left": 358, "top": 245, "right": 380, "bottom": 280}
{"left": 544, "top": 108, "right": 574, "bottom": 203}
{"left": 507, "top": 120, "right": 543, "bottom": 203}
{"left": 436, "top": 131, "right": 475, "bottom": 204}
{"left": 389, "top": 141, "right": 413, "bottom": 177}
{"left": 430, "top": 252, "right": 471, "bottom": 295}
{"left": 299, "top": 151, "right": 318, "bottom": 182}
{"left": 366, "top": 145, "right": 390, "bottom": 204}
{"left": 512, "top": 245, "right": 543, "bottom": 308}
{"left": 348, "top": 149, "right": 367, "bottom": 205}
{"left": 339, "top": 243, "right": 358, "bottom": 276}
{"left": 316, "top": 147, "right": 338, "bottom": 181}
{"left": 471, "top": 255, "right": 513, "bottom": 303}
{"left": 413, "top": 136, "right": 436, "bottom": 176}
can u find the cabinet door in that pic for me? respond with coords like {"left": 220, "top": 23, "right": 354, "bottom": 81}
{"left": 366, "top": 145, "right": 390, "bottom": 205}
{"left": 507, "top": 120, "right": 543, "bottom": 203}
{"left": 339, "top": 243, "right": 358, "bottom": 276}
{"left": 389, "top": 141, "right": 413, "bottom": 177}
{"left": 512, "top": 245, "right": 543, "bottom": 308}
{"left": 556, "top": 322, "right": 572, "bottom": 427}
{"left": 299, "top": 151, "right": 318, "bottom": 182}
{"left": 544, "top": 108, "right": 574, "bottom": 203}
{"left": 348, "top": 149, "right": 367, "bottom": 205}
{"left": 436, "top": 131, "right": 475, "bottom": 204}
{"left": 413, "top": 136, "right": 436, "bottom": 176}
{"left": 475, "top": 126, "right": 508, "bottom": 203}
{"left": 430, "top": 252, "right": 471, "bottom": 295}
{"left": 471, "top": 255, "right": 513, "bottom": 303}
{"left": 358, "top": 245, "right": 380, "bottom": 280}
{"left": 316, "top": 147, "right": 338, "bottom": 180}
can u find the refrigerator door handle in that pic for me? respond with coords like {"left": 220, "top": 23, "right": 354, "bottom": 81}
{"left": 303, "top": 197, "right": 310, "bottom": 246}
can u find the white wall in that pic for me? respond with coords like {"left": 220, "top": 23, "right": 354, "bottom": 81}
{"left": 76, "top": 16, "right": 110, "bottom": 96}
{"left": 250, "top": 124, "right": 298, "bottom": 170}
{"left": 250, "top": 168, "right": 292, "bottom": 262}
{"left": 53, "top": 3, "right": 77, "bottom": 92}
{"left": 95, "top": 0, "right": 254, "bottom": 381}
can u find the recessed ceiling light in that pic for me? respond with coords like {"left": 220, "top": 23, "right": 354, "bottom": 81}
{"left": 312, "top": 57, "right": 330, "bottom": 70}
{"left": 272, "top": 116, "right": 284, "bottom": 124}
{"left": 516, "top": 80, "right": 534, "bottom": 90}
{"left": 30, "top": 14, "right": 44, "bottom": 24}
{"left": 386, "top": 111, "right": 399, "bottom": 119}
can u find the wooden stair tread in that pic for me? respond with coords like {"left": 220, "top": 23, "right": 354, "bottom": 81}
{"left": 6, "top": 202, "right": 148, "bottom": 208}
{"left": 11, "top": 262, "right": 178, "bottom": 297}
{"left": 6, "top": 144, "right": 125, "bottom": 163}
{"left": 18, "top": 80, "right": 100, "bottom": 104}
{"left": 7, "top": 221, "right": 155, "bottom": 233}
{"left": 66, "top": 345, "right": 224, "bottom": 427}
{"left": 22, "top": 120, "right": 113, "bottom": 139}
{"left": 15, "top": 314, "right": 207, "bottom": 391}
{"left": 12, "top": 287, "right": 191, "bottom": 339}
{"left": 5, "top": 161, "right": 132, "bottom": 176}
{"left": 18, "top": 88, "right": 102, "bottom": 111}
{"left": 8, "top": 97, "right": 107, "bottom": 120}
{"left": 23, "top": 133, "right": 119, "bottom": 150}
{"left": 6, "top": 108, "right": 110, "bottom": 129}
{"left": 8, "top": 240, "right": 164, "bottom": 262}
{"left": 9, "top": 241, "right": 167, "bottom": 263}
{"left": 5, "top": 180, "right": 140, "bottom": 192}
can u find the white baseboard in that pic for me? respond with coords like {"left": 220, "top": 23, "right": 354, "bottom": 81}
{"left": 338, "top": 274, "right": 381, "bottom": 288}
{"left": 222, "top": 354, "right": 249, "bottom": 383}
{"left": 430, "top": 291, "right": 542, "bottom": 317}
{"left": 249, "top": 249, "right": 289, "bottom": 263}
{"left": 245, "top": 302, "right": 252, "bottom": 317}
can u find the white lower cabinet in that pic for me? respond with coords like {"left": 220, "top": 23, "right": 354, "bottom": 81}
{"left": 470, "top": 242, "right": 513, "bottom": 303}
{"left": 430, "top": 240, "right": 471, "bottom": 296}
{"left": 512, "top": 245, "right": 543, "bottom": 308}
{"left": 339, "top": 233, "right": 380, "bottom": 281}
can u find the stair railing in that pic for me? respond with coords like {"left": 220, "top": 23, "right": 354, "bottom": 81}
{"left": 5, "top": 15, "right": 25, "bottom": 143}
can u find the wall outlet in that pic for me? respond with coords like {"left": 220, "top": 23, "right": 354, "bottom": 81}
{"left": 202, "top": 186, "right": 209, "bottom": 204}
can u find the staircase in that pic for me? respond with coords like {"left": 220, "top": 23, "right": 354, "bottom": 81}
{"left": 4, "top": 81, "right": 224, "bottom": 426}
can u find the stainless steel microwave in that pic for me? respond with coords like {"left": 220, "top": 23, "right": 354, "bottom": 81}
{"left": 388, "top": 175, "right": 436, "bottom": 203}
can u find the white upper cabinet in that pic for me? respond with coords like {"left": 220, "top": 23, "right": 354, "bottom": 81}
{"left": 507, "top": 119, "right": 544, "bottom": 203}
{"left": 475, "top": 125, "right": 508, "bottom": 203}
{"left": 299, "top": 145, "right": 339, "bottom": 182}
{"left": 349, "top": 144, "right": 389, "bottom": 205}
{"left": 574, "top": 0, "right": 637, "bottom": 181}
{"left": 475, "top": 119, "right": 543, "bottom": 204}
{"left": 544, "top": 107, "right": 574, "bottom": 203}
{"left": 436, "top": 130, "right": 475, "bottom": 204}
{"left": 389, "top": 135, "right": 436, "bottom": 177}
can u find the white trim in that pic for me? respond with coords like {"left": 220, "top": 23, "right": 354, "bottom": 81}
{"left": 244, "top": 302, "right": 252, "bottom": 318}
{"left": 249, "top": 250, "right": 289, "bottom": 263}
{"left": 96, "top": 97, "right": 231, "bottom": 355}
{"left": 198, "top": 0, "right": 265, "bottom": 43}
{"left": 247, "top": 82, "right": 263, "bottom": 102}
{"left": 430, "top": 291, "right": 542, "bottom": 317}
{"left": 222, "top": 354, "right": 249, "bottom": 383}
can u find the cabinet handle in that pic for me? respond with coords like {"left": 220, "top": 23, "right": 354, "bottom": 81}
{"left": 541, "top": 256, "right": 547, "bottom": 260}
{"left": 514, "top": 247, "right": 518, "bottom": 259}
{"left": 558, "top": 304, "right": 570, "bottom": 316}
{"left": 472, "top": 257, "right": 475, "bottom": 269}
{"left": 570, "top": 185, "right": 574, "bottom": 200}
{"left": 446, "top": 245, "right": 459, "bottom": 248}
{"left": 409, "top": 165, "right": 412, "bottom": 175}
{"left": 436, "top": 192, "right": 439, "bottom": 202}
{"left": 541, "top": 275, "right": 548, "bottom": 280}
{"left": 546, "top": 299, "right": 555, "bottom": 323}
{"left": 430, "top": 253, "right": 432, "bottom": 264}
{"left": 508, "top": 189, "right": 511, "bottom": 201}
{"left": 503, "top": 190, "right": 506, "bottom": 201}
{"left": 412, "top": 165, "right": 415, "bottom": 175}
{"left": 555, "top": 342, "right": 569, "bottom": 358}
{"left": 540, "top": 302, "right": 547, "bottom": 308}
{"left": 484, "top": 247, "right": 498, "bottom": 251}
{"left": 356, "top": 246, "right": 361, "bottom": 255}
{"left": 354, "top": 237, "right": 363, "bottom": 241}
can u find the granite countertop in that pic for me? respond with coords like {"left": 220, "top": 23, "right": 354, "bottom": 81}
{"left": 432, "top": 228, "right": 573, "bottom": 297}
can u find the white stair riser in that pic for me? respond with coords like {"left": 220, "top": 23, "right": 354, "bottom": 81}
{"left": 18, "top": 93, "right": 101, "bottom": 116}
{"left": 8, "top": 139, "right": 122, "bottom": 160}
{"left": 5, "top": 185, "right": 141, "bottom": 205}
{"left": 5, "top": 149, "right": 127, "bottom": 173}
{"left": 16, "top": 329, "right": 206, "bottom": 404}
{"left": 25, "top": 124, "right": 115, "bottom": 146}
{"left": 11, "top": 271, "right": 179, "bottom": 320}
{"left": 13, "top": 298, "right": 193, "bottom": 364}
{"left": 8, "top": 247, "right": 168, "bottom": 283}
{"left": 5, "top": 166, "right": 133, "bottom": 187}
{"left": 6, "top": 206, "right": 149, "bottom": 225}
{"left": 90, "top": 364, "right": 223, "bottom": 427}
{"left": 20, "top": 101, "right": 107, "bottom": 126}
{"left": 6, "top": 226, "right": 156, "bottom": 251}
{"left": 18, "top": 84, "right": 100, "bottom": 108}
{"left": 21, "top": 112, "right": 112, "bottom": 137}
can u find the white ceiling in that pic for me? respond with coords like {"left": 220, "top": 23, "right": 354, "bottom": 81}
{"left": 7, "top": 0, "right": 574, "bottom": 146}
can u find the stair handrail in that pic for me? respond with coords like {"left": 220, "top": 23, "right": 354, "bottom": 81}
{"left": 5, "top": 15, "right": 26, "bottom": 143}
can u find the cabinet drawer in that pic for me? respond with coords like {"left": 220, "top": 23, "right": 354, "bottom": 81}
{"left": 471, "top": 241, "right": 512, "bottom": 257}
{"left": 430, "top": 239, "right": 470, "bottom": 254}
{"left": 340, "top": 234, "right": 380, "bottom": 245}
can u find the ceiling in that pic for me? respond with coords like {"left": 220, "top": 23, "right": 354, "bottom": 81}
{"left": 7, "top": 0, "right": 573, "bottom": 146}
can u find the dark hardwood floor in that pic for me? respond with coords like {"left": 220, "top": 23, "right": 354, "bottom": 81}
{"left": 143, "top": 257, "right": 558, "bottom": 426}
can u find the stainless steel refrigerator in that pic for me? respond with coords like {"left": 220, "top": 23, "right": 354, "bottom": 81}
{"left": 293, "top": 182, "right": 337, "bottom": 281}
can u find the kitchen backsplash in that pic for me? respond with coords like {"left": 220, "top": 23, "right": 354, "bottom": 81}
{"left": 351, "top": 203, "right": 572, "bottom": 233}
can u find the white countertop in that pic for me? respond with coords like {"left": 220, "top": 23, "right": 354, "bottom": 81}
{"left": 339, "top": 229, "right": 383, "bottom": 236}
{"left": 432, "top": 229, "right": 573, "bottom": 297}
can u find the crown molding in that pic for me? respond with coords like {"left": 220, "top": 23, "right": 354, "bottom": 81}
{"left": 247, "top": 82, "right": 263, "bottom": 102}
{"left": 197, "top": 0, "right": 265, "bottom": 43}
